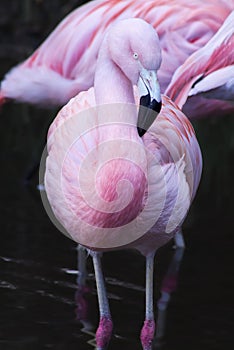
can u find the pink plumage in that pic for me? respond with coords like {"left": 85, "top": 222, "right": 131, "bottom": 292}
{"left": 44, "top": 19, "right": 202, "bottom": 349}
{"left": 1, "top": 0, "right": 233, "bottom": 119}
{"left": 166, "top": 10, "right": 234, "bottom": 118}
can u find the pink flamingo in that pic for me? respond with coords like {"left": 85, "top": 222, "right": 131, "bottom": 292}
{"left": 166, "top": 10, "right": 234, "bottom": 119}
{"left": 1, "top": 0, "right": 233, "bottom": 118}
{"left": 44, "top": 19, "right": 202, "bottom": 349}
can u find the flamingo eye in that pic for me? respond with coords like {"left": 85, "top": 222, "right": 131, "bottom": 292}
{"left": 133, "top": 52, "right": 138, "bottom": 60}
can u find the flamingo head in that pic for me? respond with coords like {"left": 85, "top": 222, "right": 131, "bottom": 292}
{"left": 107, "top": 18, "right": 162, "bottom": 136}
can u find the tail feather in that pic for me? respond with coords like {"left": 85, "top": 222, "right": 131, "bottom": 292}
{"left": 0, "top": 65, "right": 83, "bottom": 107}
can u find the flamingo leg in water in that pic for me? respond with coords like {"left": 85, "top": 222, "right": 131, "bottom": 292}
{"left": 140, "top": 252, "right": 156, "bottom": 350}
{"left": 75, "top": 245, "right": 91, "bottom": 322}
{"left": 174, "top": 229, "right": 185, "bottom": 249}
{"left": 77, "top": 230, "right": 185, "bottom": 289}
{"left": 77, "top": 245, "right": 88, "bottom": 287}
{"left": 91, "top": 252, "right": 113, "bottom": 350}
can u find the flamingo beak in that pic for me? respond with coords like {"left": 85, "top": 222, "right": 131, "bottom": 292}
{"left": 137, "top": 69, "right": 161, "bottom": 137}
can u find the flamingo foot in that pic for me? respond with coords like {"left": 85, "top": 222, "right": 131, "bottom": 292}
{"left": 140, "top": 319, "right": 156, "bottom": 350}
{"left": 96, "top": 315, "right": 113, "bottom": 350}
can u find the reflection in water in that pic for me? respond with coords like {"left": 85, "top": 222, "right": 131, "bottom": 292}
{"left": 154, "top": 247, "right": 184, "bottom": 349}
{"left": 75, "top": 246, "right": 97, "bottom": 348}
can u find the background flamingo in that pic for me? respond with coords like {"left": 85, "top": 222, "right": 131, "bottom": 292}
{"left": 0, "top": 0, "right": 233, "bottom": 119}
{"left": 165, "top": 10, "right": 234, "bottom": 119}
{"left": 44, "top": 19, "right": 202, "bottom": 349}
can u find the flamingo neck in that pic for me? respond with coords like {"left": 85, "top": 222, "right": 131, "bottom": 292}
{"left": 82, "top": 41, "right": 146, "bottom": 234}
{"left": 94, "top": 45, "right": 135, "bottom": 106}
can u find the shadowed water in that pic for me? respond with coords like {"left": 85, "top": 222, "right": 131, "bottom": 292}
{"left": 1, "top": 50, "right": 234, "bottom": 350}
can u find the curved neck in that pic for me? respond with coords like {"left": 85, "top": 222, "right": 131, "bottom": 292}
{"left": 94, "top": 43, "right": 135, "bottom": 105}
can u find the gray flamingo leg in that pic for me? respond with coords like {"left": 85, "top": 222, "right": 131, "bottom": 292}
{"left": 92, "top": 252, "right": 113, "bottom": 350}
{"left": 140, "top": 252, "right": 156, "bottom": 350}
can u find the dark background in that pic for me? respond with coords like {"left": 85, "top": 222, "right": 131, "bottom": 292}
{"left": 0, "top": 1, "right": 234, "bottom": 349}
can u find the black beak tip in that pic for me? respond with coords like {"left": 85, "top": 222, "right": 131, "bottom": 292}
{"left": 137, "top": 126, "right": 146, "bottom": 137}
{"left": 138, "top": 95, "right": 162, "bottom": 138}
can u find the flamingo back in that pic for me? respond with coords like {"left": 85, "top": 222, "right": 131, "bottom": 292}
{"left": 1, "top": 0, "right": 233, "bottom": 107}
